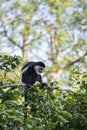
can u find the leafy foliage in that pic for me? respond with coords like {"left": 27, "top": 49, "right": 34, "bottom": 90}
{"left": 0, "top": 55, "right": 21, "bottom": 72}
{"left": 0, "top": 89, "right": 24, "bottom": 130}
{"left": 0, "top": 55, "right": 22, "bottom": 86}
{"left": 0, "top": 55, "right": 87, "bottom": 130}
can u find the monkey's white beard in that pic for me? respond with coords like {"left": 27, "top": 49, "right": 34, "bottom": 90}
{"left": 34, "top": 65, "right": 43, "bottom": 75}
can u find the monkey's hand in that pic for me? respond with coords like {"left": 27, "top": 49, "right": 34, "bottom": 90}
{"left": 40, "top": 83, "right": 48, "bottom": 88}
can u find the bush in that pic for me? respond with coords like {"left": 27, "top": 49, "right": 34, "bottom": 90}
{"left": 0, "top": 55, "right": 87, "bottom": 130}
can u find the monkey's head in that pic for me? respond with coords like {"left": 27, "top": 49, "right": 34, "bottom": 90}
{"left": 34, "top": 62, "right": 45, "bottom": 74}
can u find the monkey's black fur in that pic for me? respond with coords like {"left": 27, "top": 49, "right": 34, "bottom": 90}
{"left": 21, "top": 61, "right": 48, "bottom": 88}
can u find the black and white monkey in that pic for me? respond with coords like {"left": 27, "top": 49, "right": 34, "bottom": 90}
{"left": 21, "top": 61, "right": 48, "bottom": 88}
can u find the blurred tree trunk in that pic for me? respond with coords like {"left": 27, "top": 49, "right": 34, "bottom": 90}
{"left": 22, "top": 12, "right": 29, "bottom": 62}
{"left": 22, "top": 35, "right": 28, "bottom": 62}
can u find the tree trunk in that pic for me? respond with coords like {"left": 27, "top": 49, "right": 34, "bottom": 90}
{"left": 22, "top": 12, "right": 29, "bottom": 63}
{"left": 22, "top": 35, "right": 29, "bottom": 62}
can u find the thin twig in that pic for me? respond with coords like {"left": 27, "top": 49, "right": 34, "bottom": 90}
{"left": 47, "top": 87, "right": 75, "bottom": 93}
{"left": 12, "top": 71, "right": 20, "bottom": 79}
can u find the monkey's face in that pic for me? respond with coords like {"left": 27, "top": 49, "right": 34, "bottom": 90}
{"left": 34, "top": 65, "right": 44, "bottom": 74}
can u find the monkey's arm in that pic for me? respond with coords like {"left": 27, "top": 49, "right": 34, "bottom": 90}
{"left": 38, "top": 75, "right": 48, "bottom": 88}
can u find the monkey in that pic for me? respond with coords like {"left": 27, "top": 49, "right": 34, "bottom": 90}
{"left": 22, "top": 61, "right": 48, "bottom": 118}
{"left": 21, "top": 61, "right": 48, "bottom": 88}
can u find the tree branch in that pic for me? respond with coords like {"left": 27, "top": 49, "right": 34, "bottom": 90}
{"left": 51, "top": 52, "right": 87, "bottom": 79}
{"left": 64, "top": 52, "right": 87, "bottom": 69}
{"left": 0, "top": 84, "right": 26, "bottom": 89}
{"left": 1, "top": 22, "right": 22, "bottom": 48}
{"left": 0, "top": 84, "right": 75, "bottom": 93}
